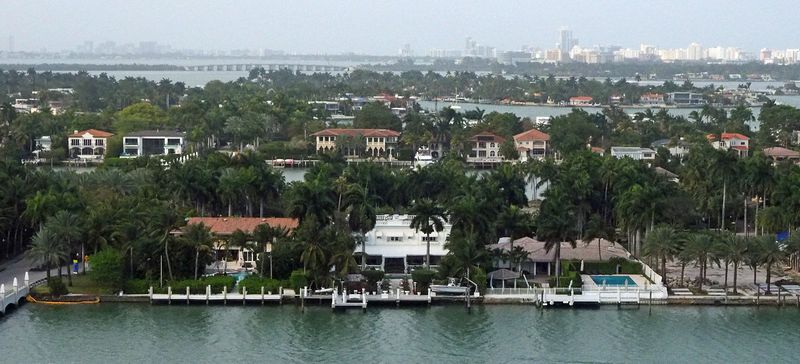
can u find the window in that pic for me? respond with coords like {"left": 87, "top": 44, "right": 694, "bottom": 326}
{"left": 478, "top": 142, "right": 486, "bottom": 148}
{"left": 422, "top": 236, "right": 437, "bottom": 242}
{"left": 388, "top": 236, "right": 402, "bottom": 242}
{"left": 95, "top": 139, "right": 104, "bottom": 146}
{"left": 83, "top": 139, "right": 92, "bottom": 146}
{"left": 490, "top": 151, "right": 496, "bottom": 157}
{"left": 70, "top": 139, "right": 80, "bottom": 146}
{"left": 167, "top": 138, "right": 180, "bottom": 145}
{"left": 490, "top": 143, "right": 495, "bottom": 148}
{"left": 124, "top": 138, "right": 138, "bottom": 145}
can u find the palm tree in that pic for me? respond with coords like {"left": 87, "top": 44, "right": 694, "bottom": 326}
{"left": 685, "top": 233, "right": 716, "bottom": 290}
{"left": 228, "top": 229, "right": 251, "bottom": 273}
{"left": 711, "top": 150, "right": 739, "bottom": 230}
{"left": 444, "top": 231, "right": 486, "bottom": 279}
{"left": 643, "top": 225, "right": 679, "bottom": 285}
{"left": 345, "top": 185, "right": 376, "bottom": 270}
{"left": 759, "top": 236, "right": 786, "bottom": 294}
{"left": 712, "top": 232, "right": 736, "bottom": 292}
{"left": 409, "top": 198, "right": 446, "bottom": 268}
{"left": 26, "top": 226, "right": 68, "bottom": 281}
{"left": 46, "top": 211, "right": 82, "bottom": 286}
{"left": 726, "top": 236, "right": 750, "bottom": 294}
{"left": 183, "top": 222, "right": 213, "bottom": 280}
{"left": 536, "top": 187, "right": 577, "bottom": 283}
{"left": 252, "top": 224, "right": 288, "bottom": 278}
{"left": 744, "top": 238, "right": 764, "bottom": 285}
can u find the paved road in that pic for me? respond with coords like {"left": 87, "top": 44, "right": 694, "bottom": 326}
{"left": 0, "top": 256, "right": 74, "bottom": 290}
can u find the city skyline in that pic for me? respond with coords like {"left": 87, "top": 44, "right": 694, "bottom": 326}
{"left": 1, "top": 0, "right": 799, "bottom": 56}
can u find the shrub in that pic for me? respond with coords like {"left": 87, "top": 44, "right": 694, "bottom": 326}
{"left": 124, "top": 279, "right": 153, "bottom": 294}
{"left": 161, "top": 275, "right": 236, "bottom": 294}
{"left": 362, "top": 269, "right": 385, "bottom": 289}
{"left": 47, "top": 278, "right": 68, "bottom": 297}
{"left": 289, "top": 269, "right": 308, "bottom": 291}
{"left": 239, "top": 276, "right": 283, "bottom": 294}
{"left": 548, "top": 271, "right": 583, "bottom": 288}
{"left": 400, "top": 277, "right": 411, "bottom": 292}
{"left": 90, "top": 249, "right": 125, "bottom": 291}
{"left": 411, "top": 268, "right": 437, "bottom": 293}
{"left": 380, "top": 278, "right": 391, "bottom": 291}
{"left": 470, "top": 267, "right": 487, "bottom": 294}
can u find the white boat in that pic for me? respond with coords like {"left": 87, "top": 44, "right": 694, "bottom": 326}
{"left": 430, "top": 278, "right": 468, "bottom": 295}
{"left": 414, "top": 146, "right": 435, "bottom": 168}
{"left": 314, "top": 288, "right": 333, "bottom": 295}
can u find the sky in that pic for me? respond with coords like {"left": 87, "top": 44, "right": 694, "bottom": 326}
{"left": 2, "top": 0, "right": 798, "bottom": 55}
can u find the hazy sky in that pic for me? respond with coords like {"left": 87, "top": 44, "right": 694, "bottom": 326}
{"left": 3, "top": 0, "right": 798, "bottom": 54}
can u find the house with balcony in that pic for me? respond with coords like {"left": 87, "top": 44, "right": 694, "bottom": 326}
{"left": 467, "top": 131, "right": 505, "bottom": 163}
{"left": 68, "top": 129, "right": 113, "bottom": 160}
{"left": 122, "top": 130, "right": 186, "bottom": 157}
{"left": 610, "top": 146, "right": 656, "bottom": 160}
{"left": 651, "top": 138, "right": 690, "bottom": 158}
{"left": 707, "top": 133, "right": 749, "bottom": 157}
{"left": 513, "top": 128, "right": 550, "bottom": 161}
{"left": 178, "top": 217, "right": 299, "bottom": 273}
{"left": 569, "top": 96, "right": 594, "bottom": 106}
{"left": 639, "top": 93, "right": 665, "bottom": 106}
{"left": 311, "top": 128, "right": 400, "bottom": 159}
{"left": 667, "top": 92, "right": 706, "bottom": 106}
{"left": 354, "top": 214, "right": 453, "bottom": 274}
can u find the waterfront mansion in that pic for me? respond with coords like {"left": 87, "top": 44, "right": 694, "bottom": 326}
{"left": 311, "top": 128, "right": 400, "bottom": 159}
{"left": 355, "top": 214, "right": 453, "bottom": 274}
{"left": 68, "top": 129, "right": 113, "bottom": 160}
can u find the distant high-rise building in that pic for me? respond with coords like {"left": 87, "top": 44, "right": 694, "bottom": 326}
{"left": 687, "top": 43, "right": 704, "bottom": 61}
{"left": 399, "top": 43, "right": 413, "bottom": 57}
{"left": 558, "top": 27, "right": 578, "bottom": 61}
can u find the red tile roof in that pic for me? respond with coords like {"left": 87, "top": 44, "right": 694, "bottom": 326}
{"left": 707, "top": 133, "right": 749, "bottom": 141}
{"left": 311, "top": 128, "right": 400, "bottom": 138}
{"left": 470, "top": 131, "right": 506, "bottom": 143}
{"left": 69, "top": 129, "right": 114, "bottom": 138}
{"left": 184, "top": 217, "right": 299, "bottom": 235}
{"left": 731, "top": 145, "right": 749, "bottom": 151}
{"left": 569, "top": 96, "right": 593, "bottom": 102}
{"left": 763, "top": 147, "right": 800, "bottom": 158}
{"left": 514, "top": 128, "right": 550, "bottom": 142}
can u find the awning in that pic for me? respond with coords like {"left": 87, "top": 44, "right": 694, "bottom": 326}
{"left": 488, "top": 268, "right": 521, "bottom": 280}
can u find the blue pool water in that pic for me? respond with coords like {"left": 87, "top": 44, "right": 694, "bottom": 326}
{"left": 591, "top": 275, "right": 636, "bottom": 286}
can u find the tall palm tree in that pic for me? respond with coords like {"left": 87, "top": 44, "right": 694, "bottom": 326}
{"left": 228, "top": 229, "right": 251, "bottom": 273}
{"left": 26, "top": 226, "right": 67, "bottom": 281}
{"left": 46, "top": 211, "right": 82, "bottom": 286}
{"left": 409, "top": 198, "right": 446, "bottom": 268}
{"left": 711, "top": 150, "right": 739, "bottom": 231}
{"left": 759, "top": 236, "right": 786, "bottom": 294}
{"left": 345, "top": 184, "right": 376, "bottom": 270}
{"left": 183, "top": 222, "right": 213, "bottom": 280}
{"left": 252, "top": 224, "right": 288, "bottom": 278}
{"left": 643, "top": 225, "right": 679, "bottom": 285}
{"left": 726, "top": 236, "right": 750, "bottom": 294}
{"left": 685, "top": 233, "right": 716, "bottom": 290}
{"left": 536, "top": 187, "right": 577, "bottom": 283}
{"left": 444, "top": 231, "right": 486, "bottom": 279}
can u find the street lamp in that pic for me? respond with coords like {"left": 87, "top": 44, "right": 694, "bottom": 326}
{"left": 266, "top": 238, "right": 275, "bottom": 279}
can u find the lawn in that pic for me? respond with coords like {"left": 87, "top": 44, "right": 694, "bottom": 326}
{"left": 31, "top": 274, "right": 113, "bottom": 295}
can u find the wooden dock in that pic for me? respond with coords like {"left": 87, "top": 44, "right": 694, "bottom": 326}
{"left": 149, "top": 286, "right": 284, "bottom": 305}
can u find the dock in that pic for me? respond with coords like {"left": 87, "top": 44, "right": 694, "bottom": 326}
{"left": 299, "top": 287, "right": 475, "bottom": 311}
{"left": 149, "top": 285, "right": 284, "bottom": 305}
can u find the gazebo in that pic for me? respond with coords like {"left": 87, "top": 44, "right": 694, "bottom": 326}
{"left": 488, "top": 268, "right": 521, "bottom": 289}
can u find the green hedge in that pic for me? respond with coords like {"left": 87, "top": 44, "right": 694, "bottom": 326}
{"left": 289, "top": 269, "right": 309, "bottom": 291}
{"left": 136, "top": 275, "right": 237, "bottom": 294}
{"left": 238, "top": 276, "right": 284, "bottom": 294}
{"left": 411, "top": 268, "right": 437, "bottom": 293}
{"left": 548, "top": 271, "right": 583, "bottom": 288}
{"left": 578, "top": 258, "right": 642, "bottom": 275}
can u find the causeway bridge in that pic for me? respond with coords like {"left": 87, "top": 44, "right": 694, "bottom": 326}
{"left": 1, "top": 272, "right": 38, "bottom": 316}
{"left": 183, "top": 64, "right": 350, "bottom": 72}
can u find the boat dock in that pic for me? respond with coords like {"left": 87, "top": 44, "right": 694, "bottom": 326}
{"left": 299, "top": 287, "right": 477, "bottom": 311}
{"left": 149, "top": 286, "right": 285, "bottom": 305}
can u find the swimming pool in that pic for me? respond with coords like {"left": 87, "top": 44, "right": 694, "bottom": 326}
{"left": 591, "top": 275, "right": 637, "bottom": 286}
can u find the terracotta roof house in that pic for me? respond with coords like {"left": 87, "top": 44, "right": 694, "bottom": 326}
{"left": 707, "top": 133, "right": 749, "bottom": 157}
{"left": 468, "top": 131, "right": 506, "bottom": 162}
{"left": 762, "top": 146, "right": 800, "bottom": 164}
{"left": 487, "top": 237, "right": 631, "bottom": 277}
{"left": 311, "top": 128, "right": 400, "bottom": 159}
{"left": 569, "top": 96, "right": 594, "bottom": 106}
{"left": 513, "top": 128, "right": 550, "bottom": 161}
{"left": 68, "top": 129, "right": 114, "bottom": 160}
{"left": 177, "top": 217, "right": 299, "bottom": 274}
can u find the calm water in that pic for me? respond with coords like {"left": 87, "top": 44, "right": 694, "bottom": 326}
{"left": 0, "top": 304, "right": 798, "bottom": 363}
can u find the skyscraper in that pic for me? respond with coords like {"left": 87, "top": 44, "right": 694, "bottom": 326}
{"left": 558, "top": 27, "right": 577, "bottom": 61}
